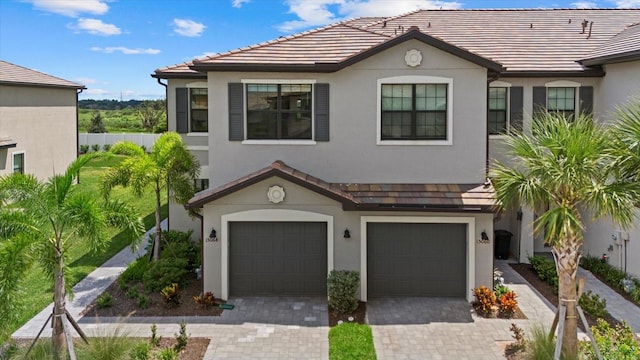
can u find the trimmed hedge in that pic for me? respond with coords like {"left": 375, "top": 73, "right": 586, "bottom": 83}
{"left": 327, "top": 270, "right": 360, "bottom": 314}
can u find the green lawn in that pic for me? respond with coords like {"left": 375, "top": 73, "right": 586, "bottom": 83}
{"left": 79, "top": 108, "right": 147, "bottom": 133}
{"left": 1, "top": 154, "right": 168, "bottom": 343}
{"left": 329, "top": 323, "right": 377, "bottom": 360}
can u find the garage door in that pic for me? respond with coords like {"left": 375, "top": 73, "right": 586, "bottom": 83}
{"left": 367, "top": 222, "right": 467, "bottom": 298}
{"left": 229, "top": 222, "right": 327, "bottom": 296}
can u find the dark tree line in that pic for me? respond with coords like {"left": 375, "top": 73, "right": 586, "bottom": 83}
{"left": 79, "top": 99, "right": 164, "bottom": 110}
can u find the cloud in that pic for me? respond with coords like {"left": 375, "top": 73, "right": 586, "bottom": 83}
{"left": 75, "top": 77, "right": 97, "bottom": 84}
{"left": 83, "top": 88, "right": 109, "bottom": 96}
{"left": 25, "top": 0, "right": 109, "bottom": 17}
{"left": 571, "top": 1, "right": 598, "bottom": 7}
{"left": 277, "top": 0, "right": 461, "bottom": 32}
{"left": 232, "top": 0, "right": 251, "bottom": 8}
{"left": 90, "top": 46, "right": 161, "bottom": 55}
{"left": 614, "top": 0, "right": 640, "bottom": 7}
{"left": 173, "top": 19, "right": 206, "bottom": 37}
{"left": 70, "top": 18, "right": 121, "bottom": 35}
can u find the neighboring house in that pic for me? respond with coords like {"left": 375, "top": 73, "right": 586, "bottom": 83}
{"left": 153, "top": 9, "right": 640, "bottom": 301}
{"left": 0, "top": 60, "right": 85, "bottom": 180}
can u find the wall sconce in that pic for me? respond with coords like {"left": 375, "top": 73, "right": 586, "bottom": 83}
{"left": 207, "top": 228, "right": 218, "bottom": 242}
{"left": 481, "top": 231, "right": 489, "bottom": 241}
{"left": 343, "top": 229, "right": 351, "bottom": 238}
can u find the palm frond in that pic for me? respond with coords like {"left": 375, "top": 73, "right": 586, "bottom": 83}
{"left": 100, "top": 198, "right": 145, "bottom": 250}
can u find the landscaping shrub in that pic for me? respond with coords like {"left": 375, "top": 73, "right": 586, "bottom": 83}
{"left": 142, "top": 257, "right": 189, "bottom": 292}
{"left": 580, "top": 318, "right": 640, "bottom": 360}
{"left": 161, "top": 283, "right": 181, "bottom": 305}
{"left": 120, "top": 256, "right": 149, "bottom": 285}
{"left": 193, "top": 291, "right": 216, "bottom": 308}
{"left": 109, "top": 141, "right": 145, "bottom": 156}
{"left": 103, "top": 144, "right": 112, "bottom": 152}
{"left": 156, "top": 347, "right": 177, "bottom": 360}
{"left": 174, "top": 321, "right": 189, "bottom": 353}
{"left": 327, "top": 270, "right": 360, "bottom": 314}
{"left": 80, "top": 144, "right": 90, "bottom": 154}
{"left": 529, "top": 255, "right": 559, "bottom": 293}
{"left": 498, "top": 291, "right": 518, "bottom": 317}
{"left": 579, "top": 290, "right": 607, "bottom": 318}
{"left": 524, "top": 324, "right": 561, "bottom": 360}
{"left": 125, "top": 287, "right": 139, "bottom": 299}
{"left": 473, "top": 285, "right": 496, "bottom": 315}
{"left": 150, "top": 324, "right": 161, "bottom": 347}
{"left": 329, "top": 323, "right": 376, "bottom": 360}
{"left": 160, "top": 230, "right": 200, "bottom": 270}
{"left": 96, "top": 292, "right": 113, "bottom": 308}
{"left": 76, "top": 327, "right": 132, "bottom": 360}
{"left": 129, "top": 342, "right": 151, "bottom": 360}
{"left": 91, "top": 144, "right": 101, "bottom": 152}
{"left": 581, "top": 255, "right": 640, "bottom": 306}
{"left": 137, "top": 295, "right": 149, "bottom": 309}
{"left": 505, "top": 323, "right": 526, "bottom": 355}
{"left": 494, "top": 284, "right": 510, "bottom": 299}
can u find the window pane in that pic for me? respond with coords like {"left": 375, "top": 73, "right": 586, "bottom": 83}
{"left": 381, "top": 112, "right": 412, "bottom": 139}
{"left": 247, "top": 111, "right": 277, "bottom": 139}
{"left": 191, "top": 109, "right": 208, "bottom": 132}
{"left": 281, "top": 112, "right": 312, "bottom": 139}
{"left": 247, "top": 84, "right": 277, "bottom": 110}
{"left": 489, "top": 111, "right": 507, "bottom": 135}
{"left": 548, "top": 87, "right": 575, "bottom": 111}
{"left": 281, "top": 84, "right": 311, "bottom": 111}
{"left": 416, "top": 112, "right": 446, "bottom": 139}
{"left": 12, "top": 153, "right": 24, "bottom": 173}
{"left": 489, "top": 88, "right": 506, "bottom": 110}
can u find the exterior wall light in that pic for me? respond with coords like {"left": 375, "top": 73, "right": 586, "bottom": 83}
{"left": 208, "top": 228, "right": 218, "bottom": 242}
{"left": 344, "top": 229, "right": 351, "bottom": 238}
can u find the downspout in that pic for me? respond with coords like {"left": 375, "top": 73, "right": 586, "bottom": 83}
{"left": 156, "top": 78, "right": 170, "bottom": 230}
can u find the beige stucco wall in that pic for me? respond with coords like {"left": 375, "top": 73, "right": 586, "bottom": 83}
{"left": 0, "top": 85, "right": 77, "bottom": 179}
{"left": 582, "top": 60, "right": 640, "bottom": 278}
{"left": 199, "top": 176, "right": 494, "bottom": 302}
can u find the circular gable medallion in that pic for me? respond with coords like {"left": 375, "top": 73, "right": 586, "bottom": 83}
{"left": 404, "top": 49, "right": 422, "bottom": 67}
{"left": 267, "top": 185, "right": 285, "bottom": 203}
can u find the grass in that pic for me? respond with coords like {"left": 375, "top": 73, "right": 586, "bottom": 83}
{"left": 329, "top": 323, "right": 376, "bottom": 360}
{"left": 79, "top": 108, "right": 147, "bottom": 133}
{"left": 1, "top": 155, "right": 168, "bottom": 344}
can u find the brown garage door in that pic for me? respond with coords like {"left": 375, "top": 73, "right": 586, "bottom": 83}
{"left": 367, "top": 222, "right": 467, "bottom": 298}
{"left": 229, "top": 222, "right": 327, "bottom": 296}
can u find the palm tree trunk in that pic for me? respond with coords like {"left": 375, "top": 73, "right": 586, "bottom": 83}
{"left": 153, "top": 186, "right": 161, "bottom": 261}
{"left": 553, "top": 237, "right": 582, "bottom": 359}
{"left": 52, "top": 251, "right": 66, "bottom": 359}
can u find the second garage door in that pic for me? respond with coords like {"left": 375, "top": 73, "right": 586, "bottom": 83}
{"left": 229, "top": 221, "right": 327, "bottom": 296}
{"left": 367, "top": 222, "right": 467, "bottom": 298}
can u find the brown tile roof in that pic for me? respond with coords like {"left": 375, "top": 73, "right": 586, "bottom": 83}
{"left": 0, "top": 60, "right": 85, "bottom": 89}
{"left": 186, "top": 160, "right": 496, "bottom": 212}
{"left": 580, "top": 23, "right": 640, "bottom": 65}
{"left": 155, "top": 9, "right": 640, "bottom": 77}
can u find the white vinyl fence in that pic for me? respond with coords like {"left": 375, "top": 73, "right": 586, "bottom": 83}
{"left": 79, "top": 133, "right": 160, "bottom": 150}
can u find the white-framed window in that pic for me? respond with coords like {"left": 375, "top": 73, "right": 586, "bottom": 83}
{"left": 12, "top": 151, "right": 24, "bottom": 174}
{"left": 544, "top": 80, "right": 581, "bottom": 117}
{"left": 489, "top": 81, "right": 511, "bottom": 136}
{"left": 240, "top": 79, "right": 316, "bottom": 144}
{"left": 377, "top": 76, "right": 453, "bottom": 146}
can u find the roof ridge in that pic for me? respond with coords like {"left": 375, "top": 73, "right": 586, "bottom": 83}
{"left": 195, "top": 21, "right": 357, "bottom": 63}
{"left": 155, "top": 61, "right": 194, "bottom": 72}
{"left": 340, "top": 22, "right": 393, "bottom": 37}
{"left": 361, "top": 8, "right": 423, "bottom": 29}
{"left": 0, "top": 60, "right": 83, "bottom": 87}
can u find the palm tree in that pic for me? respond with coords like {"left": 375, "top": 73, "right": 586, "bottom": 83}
{"left": 0, "top": 154, "right": 145, "bottom": 357}
{"left": 490, "top": 112, "right": 640, "bottom": 358}
{"left": 611, "top": 100, "right": 640, "bottom": 184}
{"left": 101, "top": 132, "right": 199, "bottom": 261}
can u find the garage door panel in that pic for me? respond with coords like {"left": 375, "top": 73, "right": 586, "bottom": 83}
{"left": 230, "top": 222, "right": 327, "bottom": 296}
{"left": 368, "top": 222, "right": 467, "bottom": 298}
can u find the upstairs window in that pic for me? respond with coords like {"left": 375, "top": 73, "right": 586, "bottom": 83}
{"left": 246, "top": 84, "right": 312, "bottom": 140}
{"left": 12, "top": 152, "right": 24, "bottom": 174}
{"left": 176, "top": 86, "right": 208, "bottom": 134}
{"left": 381, "top": 84, "right": 448, "bottom": 140}
{"left": 488, "top": 87, "right": 507, "bottom": 135}
{"left": 190, "top": 89, "right": 208, "bottom": 132}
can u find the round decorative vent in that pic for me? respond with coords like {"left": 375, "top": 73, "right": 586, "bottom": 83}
{"left": 404, "top": 49, "right": 422, "bottom": 67}
{"left": 267, "top": 185, "right": 285, "bottom": 203}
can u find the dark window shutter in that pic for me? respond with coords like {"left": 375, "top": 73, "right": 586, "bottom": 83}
{"left": 579, "top": 86, "right": 594, "bottom": 116}
{"left": 532, "top": 86, "right": 547, "bottom": 119}
{"left": 228, "top": 83, "right": 244, "bottom": 141}
{"left": 509, "top": 86, "right": 524, "bottom": 133}
{"left": 314, "top": 83, "right": 330, "bottom": 141}
{"left": 176, "top": 88, "right": 188, "bottom": 134}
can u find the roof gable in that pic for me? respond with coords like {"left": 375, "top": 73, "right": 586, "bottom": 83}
{"left": 580, "top": 23, "right": 640, "bottom": 65}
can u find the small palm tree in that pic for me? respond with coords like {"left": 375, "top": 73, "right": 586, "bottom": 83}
{"left": 0, "top": 154, "right": 145, "bottom": 357}
{"left": 101, "top": 132, "right": 199, "bottom": 261}
{"left": 491, "top": 112, "right": 640, "bottom": 358}
{"left": 610, "top": 100, "right": 640, "bottom": 185}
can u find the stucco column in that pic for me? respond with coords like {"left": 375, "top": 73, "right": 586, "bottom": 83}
{"left": 519, "top": 208, "right": 535, "bottom": 263}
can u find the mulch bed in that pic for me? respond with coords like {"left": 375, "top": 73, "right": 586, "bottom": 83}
{"left": 328, "top": 301, "right": 367, "bottom": 327}
{"left": 510, "top": 263, "right": 620, "bottom": 329}
{"left": 156, "top": 337, "right": 209, "bottom": 360}
{"left": 472, "top": 304, "right": 527, "bottom": 320}
{"left": 82, "top": 273, "right": 223, "bottom": 318}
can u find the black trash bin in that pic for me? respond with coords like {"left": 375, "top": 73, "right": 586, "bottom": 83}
{"left": 494, "top": 230, "right": 513, "bottom": 260}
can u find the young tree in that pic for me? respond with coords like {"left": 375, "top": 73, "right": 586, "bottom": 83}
{"left": 138, "top": 100, "right": 166, "bottom": 133}
{"left": 88, "top": 111, "right": 107, "bottom": 133}
{"left": 101, "top": 132, "right": 199, "bottom": 261}
{"left": 0, "top": 154, "right": 145, "bottom": 357}
{"left": 491, "top": 112, "right": 640, "bottom": 358}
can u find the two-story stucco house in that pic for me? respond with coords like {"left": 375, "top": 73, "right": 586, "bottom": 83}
{"left": 153, "top": 9, "right": 640, "bottom": 301}
{"left": 0, "top": 60, "right": 85, "bottom": 180}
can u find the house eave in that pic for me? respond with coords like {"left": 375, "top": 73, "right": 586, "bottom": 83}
{"left": 578, "top": 50, "right": 640, "bottom": 66}
{"left": 500, "top": 68, "right": 605, "bottom": 78}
